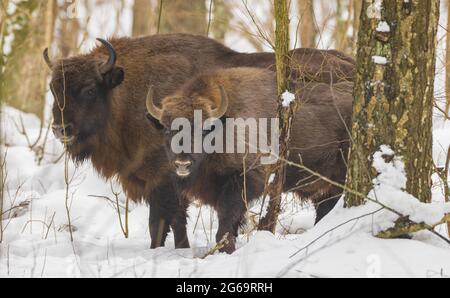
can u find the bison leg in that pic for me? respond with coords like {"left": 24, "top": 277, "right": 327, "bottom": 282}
{"left": 149, "top": 184, "right": 190, "bottom": 249}
{"left": 314, "top": 186, "right": 342, "bottom": 224}
{"left": 149, "top": 196, "right": 171, "bottom": 249}
{"left": 215, "top": 175, "right": 247, "bottom": 254}
{"left": 171, "top": 198, "right": 190, "bottom": 249}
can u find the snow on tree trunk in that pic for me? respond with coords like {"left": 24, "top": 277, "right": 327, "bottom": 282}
{"left": 345, "top": 0, "right": 439, "bottom": 206}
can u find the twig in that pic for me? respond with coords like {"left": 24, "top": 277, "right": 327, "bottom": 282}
{"left": 111, "top": 181, "right": 129, "bottom": 238}
{"left": 88, "top": 194, "right": 126, "bottom": 210}
{"left": 206, "top": 0, "right": 214, "bottom": 37}
{"left": 157, "top": 0, "right": 163, "bottom": 34}
{"left": 44, "top": 212, "right": 56, "bottom": 240}
{"left": 290, "top": 208, "right": 385, "bottom": 258}
{"left": 201, "top": 232, "right": 230, "bottom": 259}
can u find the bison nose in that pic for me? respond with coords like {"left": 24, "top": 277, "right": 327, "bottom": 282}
{"left": 174, "top": 159, "right": 193, "bottom": 178}
{"left": 175, "top": 160, "right": 192, "bottom": 168}
{"left": 52, "top": 123, "right": 74, "bottom": 139}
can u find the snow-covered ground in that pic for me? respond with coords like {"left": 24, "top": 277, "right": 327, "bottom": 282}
{"left": 1, "top": 106, "right": 450, "bottom": 278}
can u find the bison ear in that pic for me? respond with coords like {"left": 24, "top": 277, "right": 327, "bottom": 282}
{"left": 103, "top": 66, "right": 124, "bottom": 89}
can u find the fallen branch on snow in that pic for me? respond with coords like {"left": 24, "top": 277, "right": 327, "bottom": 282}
{"left": 377, "top": 214, "right": 450, "bottom": 244}
{"left": 201, "top": 233, "right": 230, "bottom": 259}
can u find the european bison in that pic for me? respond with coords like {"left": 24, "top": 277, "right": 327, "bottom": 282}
{"left": 44, "top": 33, "right": 354, "bottom": 250}
{"left": 146, "top": 67, "right": 353, "bottom": 253}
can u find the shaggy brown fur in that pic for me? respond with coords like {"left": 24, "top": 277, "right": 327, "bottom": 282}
{"left": 47, "top": 33, "right": 354, "bottom": 250}
{"left": 151, "top": 67, "right": 353, "bottom": 253}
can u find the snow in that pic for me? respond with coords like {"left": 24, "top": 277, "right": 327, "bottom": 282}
{"left": 372, "top": 55, "right": 388, "bottom": 65}
{"left": 1, "top": 106, "right": 450, "bottom": 278}
{"left": 369, "top": 146, "right": 450, "bottom": 226}
{"left": 376, "top": 21, "right": 391, "bottom": 33}
{"left": 366, "top": 0, "right": 383, "bottom": 20}
{"left": 268, "top": 173, "right": 275, "bottom": 184}
{"left": 281, "top": 91, "right": 296, "bottom": 108}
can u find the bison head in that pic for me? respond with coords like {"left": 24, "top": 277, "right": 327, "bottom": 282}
{"left": 44, "top": 39, "right": 124, "bottom": 161}
{"left": 145, "top": 86, "right": 229, "bottom": 179}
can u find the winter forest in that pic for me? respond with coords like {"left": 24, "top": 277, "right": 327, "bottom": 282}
{"left": 0, "top": 0, "right": 450, "bottom": 279}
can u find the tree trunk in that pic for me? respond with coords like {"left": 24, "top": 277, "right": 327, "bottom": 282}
{"left": 132, "top": 0, "right": 154, "bottom": 37}
{"left": 2, "top": 0, "right": 56, "bottom": 120}
{"left": 157, "top": 0, "right": 207, "bottom": 35}
{"left": 345, "top": 0, "right": 439, "bottom": 206}
{"left": 446, "top": 0, "right": 450, "bottom": 117}
{"left": 259, "top": 0, "right": 292, "bottom": 233}
{"left": 352, "top": 0, "right": 363, "bottom": 53}
{"left": 334, "top": 0, "right": 356, "bottom": 54}
{"left": 211, "top": 0, "right": 231, "bottom": 42}
{"left": 298, "top": 0, "right": 317, "bottom": 48}
{"left": 0, "top": 0, "right": 9, "bottom": 98}
{"left": 58, "top": 1, "right": 80, "bottom": 56}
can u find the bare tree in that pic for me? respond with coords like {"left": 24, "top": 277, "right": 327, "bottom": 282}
{"left": 298, "top": 0, "right": 317, "bottom": 48}
{"left": 58, "top": 1, "right": 80, "bottom": 56}
{"left": 334, "top": 0, "right": 351, "bottom": 53}
{"left": 0, "top": 0, "right": 9, "bottom": 91}
{"left": 352, "top": 0, "right": 363, "bottom": 53}
{"left": 157, "top": 0, "right": 207, "bottom": 35}
{"left": 133, "top": 0, "right": 154, "bottom": 36}
{"left": 2, "top": 0, "right": 56, "bottom": 120}
{"left": 345, "top": 0, "right": 440, "bottom": 206}
{"left": 210, "top": 0, "right": 232, "bottom": 42}
{"left": 259, "top": 0, "right": 292, "bottom": 233}
{"left": 446, "top": 0, "right": 450, "bottom": 117}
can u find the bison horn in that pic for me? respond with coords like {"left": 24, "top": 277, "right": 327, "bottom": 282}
{"left": 96, "top": 38, "right": 117, "bottom": 74}
{"left": 43, "top": 48, "right": 53, "bottom": 69}
{"left": 211, "top": 85, "right": 229, "bottom": 119}
{"left": 146, "top": 86, "right": 163, "bottom": 121}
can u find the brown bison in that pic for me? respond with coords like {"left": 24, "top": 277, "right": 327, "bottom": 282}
{"left": 146, "top": 67, "right": 353, "bottom": 253}
{"left": 44, "top": 33, "right": 354, "bottom": 250}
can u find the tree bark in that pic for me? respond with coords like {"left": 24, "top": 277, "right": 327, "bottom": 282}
{"left": 334, "top": 0, "right": 348, "bottom": 53}
{"left": 259, "top": 0, "right": 292, "bottom": 233}
{"left": 58, "top": 1, "right": 80, "bottom": 56}
{"left": 352, "top": 0, "right": 363, "bottom": 53}
{"left": 445, "top": 0, "right": 450, "bottom": 117}
{"left": 0, "top": 0, "right": 9, "bottom": 99}
{"left": 2, "top": 0, "right": 56, "bottom": 120}
{"left": 157, "top": 0, "right": 207, "bottom": 35}
{"left": 132, "top": 0, "right": 153, "bottom": 37}
{"left": 298, "top": 0, "right": 317, "bottom": 48}
{"left": 210, "top": 0, "right": 231, "bottom": 42}
{"left": 345, "top": 0, "right": 439, "bottom": 206}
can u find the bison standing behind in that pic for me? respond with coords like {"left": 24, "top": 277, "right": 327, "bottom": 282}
{"left": 44, "top": 33, "right": 354, "bottom": 251}
{"left": 146, "top": 67, "right": 353, "bottom": 253}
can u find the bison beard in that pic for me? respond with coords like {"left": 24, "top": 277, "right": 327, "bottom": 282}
{"left": 45, "top": 34, "right": 355, "bottom": 251}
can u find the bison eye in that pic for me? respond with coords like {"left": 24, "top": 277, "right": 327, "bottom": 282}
{"left": 81, "top": 86, "right": 97, "bottom": 100}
